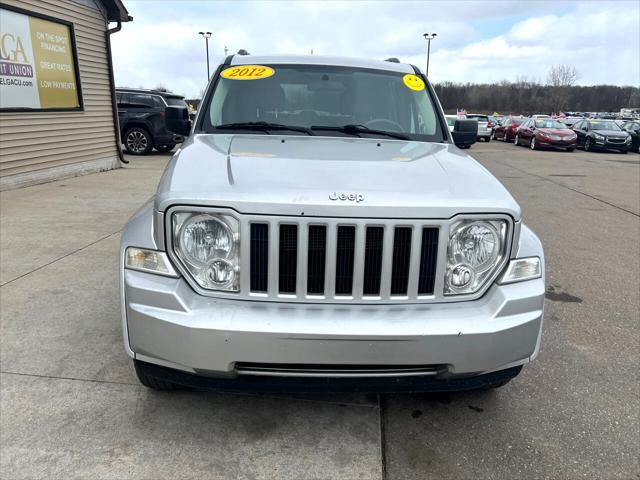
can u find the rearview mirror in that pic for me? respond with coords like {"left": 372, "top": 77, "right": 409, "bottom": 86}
{"left": 166, "top": 106, "right": 192, "bottom": 136}
{"left": 452, "top": 119, "right": 477, "bottom": 149}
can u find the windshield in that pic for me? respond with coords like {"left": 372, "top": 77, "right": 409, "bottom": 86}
{"left": 590, "top": 120, "right": 622, "bottom": 131}
{"left": 166, "top": 97, "right": 187, "bottom": 107}
{"left": 535, "top": 120, "right": 567, "bottom": 129}
{"left": 200, "top": 64, "right": 444, "bottom": 141}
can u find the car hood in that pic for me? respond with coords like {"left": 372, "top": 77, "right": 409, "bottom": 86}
{"left": 155, "top": 134, "right": 521, "bottom": 219}
{"left": 538, "top": 128, "right": 574, "bottom": 135}
{"left": 592, "top": 130, "right": 628, "bottom": 137}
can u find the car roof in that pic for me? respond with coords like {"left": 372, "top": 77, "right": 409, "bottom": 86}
{"left": 229, "top": 54, "right": 416, "bottom": 74}
{"left": 116, "top": 87, "right": 184, "bottom": 98}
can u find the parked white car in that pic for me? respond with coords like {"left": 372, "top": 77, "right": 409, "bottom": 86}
{"left": 466, "top": 114, "right": 493, "bottom": 142}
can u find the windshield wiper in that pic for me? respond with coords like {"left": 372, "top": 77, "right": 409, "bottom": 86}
{"left": 213, "top": 121, "right": 314, "bottom": 135}
{"left": 310, "top": 124, "right": 410, "bottom": 140}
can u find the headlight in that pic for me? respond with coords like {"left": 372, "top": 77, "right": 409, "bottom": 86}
{"left": 445, "top": 219, "right": 508, "bottom": 295}
{"left": 594, "top": 133, "right": 605, "bottom": 140}
{"left": 625, "top": 136, "right": 631, "bottom": 142}
{"left": 172, "top": 212, "right": 240, "bottom": 291}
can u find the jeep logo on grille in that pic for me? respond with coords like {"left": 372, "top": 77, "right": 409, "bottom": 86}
{"left": 329, "top": 192, "right": 365, "bottom": 203}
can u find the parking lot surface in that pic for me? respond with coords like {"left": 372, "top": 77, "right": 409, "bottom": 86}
{"left": 1, "top": 142, "right": 638, "bottom": 479}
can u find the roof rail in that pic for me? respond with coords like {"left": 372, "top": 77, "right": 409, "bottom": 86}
{"left": 237, "top": 49, "right": 250, "bottom": 56}
{"left": 384, "top": 57, "right": 400, "bottom": 63}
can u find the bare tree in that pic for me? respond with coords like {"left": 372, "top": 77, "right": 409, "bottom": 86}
{"left": 547, "top": 64, "right": 580, "bottom": 87}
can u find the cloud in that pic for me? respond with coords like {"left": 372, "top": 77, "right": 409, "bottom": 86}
{"left": 111, "top": 1, "right": 640, "bottom": 97}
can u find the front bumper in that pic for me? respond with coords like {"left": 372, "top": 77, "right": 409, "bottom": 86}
{"left": 593, "top": 138, "right": 630, "bottom": 151}
{"left": 123, "top": 269, "right": 544, "bottom": 378}
{"left": 536, "top": 137, "right": 577, "bottom": 148}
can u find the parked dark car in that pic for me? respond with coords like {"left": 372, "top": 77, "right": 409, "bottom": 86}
{"left": 515, "top": 119, "right": 577, "bottom": 151}
{"left": 572, "top": 119, "right": 631, "bottom": 153}
{"left": 621, "top": 121, "right": 640, "bottom": 153}
{"left": 116, "top": 88, "right": 189, "bottom": 155}
{"left": 492, "top": 117, "right": 523, "bottom": 142}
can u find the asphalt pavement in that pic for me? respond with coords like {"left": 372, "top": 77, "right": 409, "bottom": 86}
{"left": 1, "top": 141, "right": 638, "bottom": 479}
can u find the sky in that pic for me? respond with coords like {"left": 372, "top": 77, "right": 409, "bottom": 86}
{"left": 111, "top": 0, "right": 640, "bottom": 98}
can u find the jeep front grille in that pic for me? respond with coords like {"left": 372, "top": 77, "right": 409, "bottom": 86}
{"left": 246, "top": 217, "right": 440, "bottom": 302}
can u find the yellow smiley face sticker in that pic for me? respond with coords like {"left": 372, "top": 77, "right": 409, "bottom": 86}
{"left": 403, "top": 74, "right": 425, "bottom": 91}
{"left": 221, "top": 65, "right": 275, "bottom": 80}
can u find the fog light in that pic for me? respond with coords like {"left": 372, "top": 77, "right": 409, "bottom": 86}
{"left": 206, "top": 258, "right": 235, "bottom": 286}
{"left": 449, "top": 264, "right": 474, "bottom": 289}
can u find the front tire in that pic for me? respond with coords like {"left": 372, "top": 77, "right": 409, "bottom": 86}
{"left": 585, "top": 137, "right": 593, "bottom": 152}
{"left": 619, "top": 150, "right": 628, "bottom": 154}
{"left": 124, "top": 127, "right": 153, "bottom": 155}
{"left": 566, "top": 148, "right": 575, "bottom": 152}
{"left": 474, "top": 366, "right": 523, "bottom": 391}
{"left": 134, "top": 360, "right": 181, "bottom": 390}
{"left": 155, "top": 143, "right": 176, "bottom": 153}
{"left": 515, "top": 134, "right": 520, "bottom": 146}
{"left": 530, "top": 136, "right": 537, "bottom": 150}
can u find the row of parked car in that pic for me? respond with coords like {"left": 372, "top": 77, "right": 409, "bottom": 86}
{"left": 447, "top": 114, "right": 639, "bottom": 154}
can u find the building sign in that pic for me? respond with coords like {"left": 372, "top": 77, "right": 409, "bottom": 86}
{"left": 0, "top": 6, "right": 82, "bottom": 110}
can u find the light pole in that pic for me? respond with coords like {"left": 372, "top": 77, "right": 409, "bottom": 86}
{"left": 423, "top": 33, "right": 437, "bottom": 77}
{"left": 198, "top": 31, "right": 212, "bottom": 80}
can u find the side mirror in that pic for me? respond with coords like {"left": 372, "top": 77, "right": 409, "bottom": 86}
{"left": 452, "top": 119, "right": 477, "bottom": 148}
{"left": 166, "top": 106, "right": 192, "bottom": 136}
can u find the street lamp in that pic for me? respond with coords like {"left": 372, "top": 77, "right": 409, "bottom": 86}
{"left": 198, "top": 31, "right": 212, "bottom": 81}
{"left": 423, "top": 33, "right": 437, "bottom": 77}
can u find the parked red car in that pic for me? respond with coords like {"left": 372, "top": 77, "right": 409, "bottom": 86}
{"left": 492, "top": 117, "right": 524, "bottom": 142}
{"left": 515, "top": 119, "right": 577, "bottom": 151}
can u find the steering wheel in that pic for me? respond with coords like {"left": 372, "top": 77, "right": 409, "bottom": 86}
{"left": 364, "top": 118, "right": 404, "bottom": 132}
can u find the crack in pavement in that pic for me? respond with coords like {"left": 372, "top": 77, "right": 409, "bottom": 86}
{"left": 494, "top": 159, "right": 639, "bottom": 217}
{"left": 1, "top": 370, "right": 139, "bottom": 386}
{"left": 0, "top": 370, "right": 380, "bottom": 408}
{"left": 0, "top": 230, "right": 122, "bottom": 287}
{"left": 378, "top": 394, "right": 388, "bottom": 480}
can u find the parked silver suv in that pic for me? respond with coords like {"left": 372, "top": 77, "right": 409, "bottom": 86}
{"left": 120, "top": 55, "right": 544, "bottom": 392}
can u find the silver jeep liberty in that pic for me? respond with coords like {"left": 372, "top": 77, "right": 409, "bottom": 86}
{"left": 120, "top": 55, "right": 544, "bottom": 392}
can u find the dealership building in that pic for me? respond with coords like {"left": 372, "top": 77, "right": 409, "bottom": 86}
{"left": 0, "top": 0, "right": 131, "bottom": 190}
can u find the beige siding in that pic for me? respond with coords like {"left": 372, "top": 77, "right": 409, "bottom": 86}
{"left": 0, "top": 0, "right": 119, "bottom": 184}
